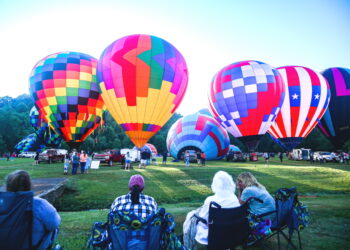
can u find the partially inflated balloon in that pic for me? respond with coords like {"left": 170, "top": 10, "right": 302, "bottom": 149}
{"left": 166, "top": 113, "right": 229, "bottom": 160}
{"left": 14, "top": 133, "right": 46, "bottom": 153}
{"left": 29, "top": 106, "right": 62, "bottom": 148}
{"left": 268, "top": 66, "right": 330, "bottom": 150}
{"left": 98, "top": 34, "right": 188, "bottom": 148}
{"left": 318, "top": 67, "right": 350, "bottom": 148}
{"left": 29, "top": 52, "right": 104, "bottom": 148}
{"left": 133, "top": 143, "right": 158, "bottom": 155}
{"left": 209, "top": 60, "right": 285, "bottom": 151}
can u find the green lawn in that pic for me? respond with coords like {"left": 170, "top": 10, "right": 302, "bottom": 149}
{"left": 0, "top": 157, "right": 349, "bottom": 249}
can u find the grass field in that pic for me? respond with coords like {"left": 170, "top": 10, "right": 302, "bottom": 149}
{"left": 0, "top": 157, "right": 349, "bottom": 249}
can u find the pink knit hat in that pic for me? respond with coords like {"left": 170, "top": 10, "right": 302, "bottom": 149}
{"left": 128, "top": 175, "right": 145, "bottom": 191}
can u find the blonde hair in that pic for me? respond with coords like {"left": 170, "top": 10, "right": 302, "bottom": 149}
{"left": 237, "top": 172, "right": 266, "bottom": 190}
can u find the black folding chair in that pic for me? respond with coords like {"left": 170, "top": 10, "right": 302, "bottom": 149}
{"left": 253, "top": 187, "right": 303, "bottom": 250}
{"left": 194, "top": 201, "right": 256, "bottom": 250}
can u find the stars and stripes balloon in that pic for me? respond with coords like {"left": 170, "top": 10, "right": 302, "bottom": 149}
{"left": 97, "top": 34, "right": 188, "bottom": 148}
{"left": 268, "top": 66, "right": 331, "bottom": 150}
{"left": 166, "top": 113, "right": 229, "bottom": 160}
{"left": 29, "top": 52, "right": 104, "bottom": 149}
{"left": 209, "top": 60, "right": 285, "bottom": 151}
{"left": 318, "top": 67, "right": 350, "bottom": 148}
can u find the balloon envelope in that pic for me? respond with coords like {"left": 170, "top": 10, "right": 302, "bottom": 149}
{"left": 29, "top": 52, "right": 104, "bottom": 148}
{"left": 133, "top": 143, "right": 158, "bottom": 155}
{"left": 14, "top": 133, "right": 45, "bottom": 153}
{"left": 166, "top": 113, "right": 229, "bottom": 160}
{"left": 268, "top": 66, "right": 330, "bottom": 150}
{"left": 209, "top": 60, "right": 285, "bottom": 151}
{"left": 97, "top": 34, "right": 188, "bottom": 148}
{"left": 318, "top": 67, "right": 350, "bottom": 148}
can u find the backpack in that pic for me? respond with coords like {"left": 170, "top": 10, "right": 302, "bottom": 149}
{"left": 0, "top": 191, "right": 33, "bottom": 250}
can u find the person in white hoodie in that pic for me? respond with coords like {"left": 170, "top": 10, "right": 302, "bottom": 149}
{"left": 195, "top": 171, "right": 240, "bottom": 246}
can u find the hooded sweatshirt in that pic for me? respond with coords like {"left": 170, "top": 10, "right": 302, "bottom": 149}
{"left": 195, "top": 171, "right": 240, "bottom": 245}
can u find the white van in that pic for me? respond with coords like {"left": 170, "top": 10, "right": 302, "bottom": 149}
{"left": 291, "top": 148, "right": 311, "bottom": 161}
{"left": 120, "top": 148, "right": 140, "bottom": 162}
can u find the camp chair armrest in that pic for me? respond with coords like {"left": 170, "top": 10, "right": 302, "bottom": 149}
{"left": 246, "top": 197, "right": 263, "bottom": 204}
{"left": 257, "top": 210, "right": 277, "bottom": 218}
{"left": 194, "top": 214, "right": 207, "bottom": 225}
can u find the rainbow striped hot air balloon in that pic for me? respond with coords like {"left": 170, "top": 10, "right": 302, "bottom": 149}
{"left": 97, "top": 34, "right": 188, "bottom": 148}
{"left": 29, "top": 52, "right": 104, "bottom": 149}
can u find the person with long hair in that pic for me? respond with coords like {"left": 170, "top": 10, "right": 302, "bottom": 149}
{"left": 5, "top": 170, "right": 61, "bottom": 249}
{"left": 110, "top": 174, "right": 157, "bottom": 219}
{"left": 236, "top": 172, "right": 276, "bottom": 221}
{"left": 195, "top": 171, "right": 240, "bottom": 246}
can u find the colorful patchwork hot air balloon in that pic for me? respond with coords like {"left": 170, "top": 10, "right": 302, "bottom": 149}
{"left": 97, "top": 34, "right": 188, "bottom": 148}
{"left": 318, "top": 67, "right": 350, "bottom": 148}
{"left": 268, "top": 66, "right": 330, "bottom": 150}
{"left": 166, "top": 113, "right": 229, "bottom": 160}
{"left": 29, "top": 52, "right": 104, "bottom": 149}
{"left": 209, "top": 60, "right": 285, "bottom": 151}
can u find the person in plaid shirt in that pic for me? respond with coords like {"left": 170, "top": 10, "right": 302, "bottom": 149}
{"left": 110, "top": 174, "right": 157, "bottom": 218}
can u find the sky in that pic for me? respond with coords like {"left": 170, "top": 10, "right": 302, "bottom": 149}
{"left": 0, "top": 0, "right": 349, "bottom": 115}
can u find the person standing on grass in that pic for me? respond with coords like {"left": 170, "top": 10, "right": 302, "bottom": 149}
{"left": 79, "top": 151, "right": 88, "bottom": 174}
{"left": 71, "top": 152, "right": 80, "bottom": 175}
{"left": 162, "top": 151, "right": 168, "bottom": 165}
{"left": 125, "top": 152, "right": 132, "bottom": 171}
{"left": 201, "top": 151, "right": 206, "bottom": 166}
{"left": 196, "top": 151, "right": 202, "bottom": 165}
{"left": 85, "top": 155, "right": 92, "bottom": 173}
{"left": 263, "top": 152, "right": 269, "bottom": 165}
{"left": 279, "top": 152, "right": 283, "bottom": 162}
{"left": 63, "top": 154, "right": 70, "bottom": 175}
{"left": 34, "top": 152, "right": 39, "bottom": 165}
{"left": 184, "top": 150, "right": 190, "bottom": 167}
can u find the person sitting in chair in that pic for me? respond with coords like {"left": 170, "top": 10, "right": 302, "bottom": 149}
{"left": 195, "top": 171, "right": 240, "bottom": 246}
{"left": 110, "top": 174, "right": 157, "bottom": 218}
{"left": 5, "top": 170, "right": 61, "bottom": 249}
{"left": 236, "top": 172, "right": 276, "bottom": 222}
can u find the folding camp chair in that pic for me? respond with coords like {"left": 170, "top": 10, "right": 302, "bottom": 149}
{"left": 253, "top": 187, "right": 304, "bottom": 250}
{"left": 0, "top": 191, "right": 34, "bottom": 249}
{"left": 194, "top": 201, "right": 253, "bottom": 250}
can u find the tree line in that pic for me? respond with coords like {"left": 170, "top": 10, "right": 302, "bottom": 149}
{"left": 0, "top": 95, "right": 348, "bottom": 156}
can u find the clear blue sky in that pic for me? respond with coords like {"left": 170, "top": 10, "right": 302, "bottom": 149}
{"left": 0, "top": 0, "right": 349, "bottom": 115}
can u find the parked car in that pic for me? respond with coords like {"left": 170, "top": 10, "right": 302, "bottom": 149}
{"left": 314, "top": 152, "right": 339, "bottom": 162}
{"left": 92, "top": 149, "right": 125, "bottom": 165}
{"left": 38, "top": 149, "right": 67, "bottom": 164}
{"left": 18, "top": 151, "right": 36, "bottom": 158}
{"left": 179, "top": 150, "right": 198, "bottom": 163}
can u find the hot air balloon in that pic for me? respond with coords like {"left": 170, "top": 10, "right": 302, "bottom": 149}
{"left": 97, "top": 34, "right": 188, "bottom": 148}
{"left": 14, "top": 133, "right": 46, "bottom": 153}
{"left": 133, "top": 143, "right": 158, "bottom": 155}
{"left": 318, "top": 67, "right": 350, "bottom": 149}
{"left": 29, "top": 106, "right": 62, "bottom": 148}
{"left": 209, "top": 60, "right": 285, "bottom": 151}
{"left": 166, "top": 113, "right": 229, "bottom": 160}
{"left": 268, "top": 66, "right": 330, "bottom": 150}
{"left": 29, "top": 52, "right": 104, "bottom": 149}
